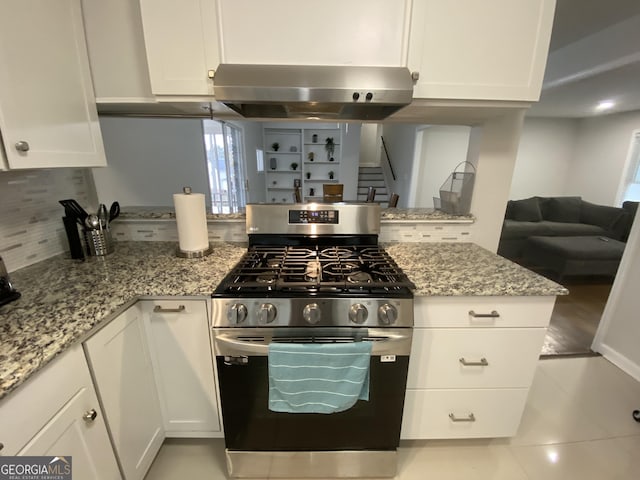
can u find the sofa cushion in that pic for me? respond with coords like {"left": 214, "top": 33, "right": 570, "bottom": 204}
{"left": 580, "top": 201, "right": 626, "bottom": 231}
{"left": 509, "top": 197, "right": 542, "bottom": 222}
{"left": 544, "top": 196, "right": 582, "bottom": 223}
{"left": 501, "top": 219, "right": 607, "bottom": 240}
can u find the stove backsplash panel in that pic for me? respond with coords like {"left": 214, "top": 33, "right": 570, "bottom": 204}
{"left": 0, "top": 169, "right": 95, "bottom": 272}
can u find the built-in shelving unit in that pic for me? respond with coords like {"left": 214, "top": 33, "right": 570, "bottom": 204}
{"left": 264, "top": 126, "right": 342, "bottom": 203}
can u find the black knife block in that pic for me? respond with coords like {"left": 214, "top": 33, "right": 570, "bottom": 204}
{"left": 62, "top": 216, "right": 85, "bottom": 259}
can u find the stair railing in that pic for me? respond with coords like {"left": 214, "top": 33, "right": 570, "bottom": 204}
{"left": 380, "top": 136, "right": 396, "bottom": 181}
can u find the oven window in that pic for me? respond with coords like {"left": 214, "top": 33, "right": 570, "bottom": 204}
{"left": 216, "top": 356, "right": 409, "bottom": 451}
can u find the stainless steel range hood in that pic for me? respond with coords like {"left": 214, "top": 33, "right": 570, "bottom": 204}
{"left": 213, "top": 64, "right": 414, "bottom": 121}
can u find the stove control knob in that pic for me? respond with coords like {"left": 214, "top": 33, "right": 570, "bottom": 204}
{"left": 349, "top": 303, "right": 368, "bottom": 324}
{"left": 227, "top": 303, "right": 248, "bottom": 325}
{"left": 378, "top": 304, "right": 398, "bottom": 325}
{"left": 303, "top": 303, "right": 321, "bottom": 325}
{"left": 257, "top": 303, "right": 277, "bottom": 324}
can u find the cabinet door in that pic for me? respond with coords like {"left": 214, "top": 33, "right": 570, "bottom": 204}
{"left": 139, "top": 0, "right": 219, "bottom": 95}
{"left": 142, "top": 299, "right": 222, "bottom": 437}
{"left": 218, "top": 0, "right": 410, "bottom": 67}
{"left": 19, "top": 387, "right": 121, "bottom": 479}
{"left": 0, "top": 0, "right": 106, "bottom": 169}
{"left": 84, "top": 304, "right": 164, "bottom": 480}
{"left": 407, "top": 0, "right": 555, "bottom": 101}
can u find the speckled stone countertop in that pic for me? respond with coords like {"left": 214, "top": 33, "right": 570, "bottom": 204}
{"left": 0, "top": 240, "right": 563, "bottom": 401}
{"left": 385, "top": 242, "right": 568, "bottom": 297}
{"left": 0, "top": 241, "right": 246, "bottom": 400}
{"left": 118, "top": 206, "right": 473, "bottom": 223}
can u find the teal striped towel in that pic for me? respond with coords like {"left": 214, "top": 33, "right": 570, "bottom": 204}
{"left": 268, "top": 341, "right": 372, "bottom": 414}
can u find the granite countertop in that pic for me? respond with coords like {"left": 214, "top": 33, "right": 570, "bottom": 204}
{"left": 0, "top": 240, "right": 563, "bottom": 401}
{"left": 386, "top": 242, "right": 568, "bottom": 297}
{"left": 118, "top": 206, "right": 473, "bottom": 223}
{"left": 0, "top": 241, "right": 246, "bottom": 400}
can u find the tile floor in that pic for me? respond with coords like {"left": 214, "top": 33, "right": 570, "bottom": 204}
{"left": 145, "top": 356, "right": 640, "bottom": 480}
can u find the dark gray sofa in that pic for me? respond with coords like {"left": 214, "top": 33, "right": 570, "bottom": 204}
{"left": 498, "top": 196, "right": 637, "bottom": 262}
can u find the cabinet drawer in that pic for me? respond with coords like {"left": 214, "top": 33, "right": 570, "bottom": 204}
{"left": 401, "top": 388, "right": 529, "bottom": 439}
{"left": 407, "top": 328, "right": 545, "bottom": 389}
{"left": 414, "top": 296, "right": 555, "bottom": 328}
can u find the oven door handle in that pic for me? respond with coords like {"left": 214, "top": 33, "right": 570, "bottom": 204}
{"left": 212, "top": 328, "right": 412, "bottom": 357}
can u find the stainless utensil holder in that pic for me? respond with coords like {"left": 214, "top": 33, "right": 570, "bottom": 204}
{"left": 84, "top": 228, "right": 114, "bottom": 256}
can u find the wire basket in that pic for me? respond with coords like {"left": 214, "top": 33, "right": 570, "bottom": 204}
{"left": 434, "top": 161, "right": 476, "bottom": 215}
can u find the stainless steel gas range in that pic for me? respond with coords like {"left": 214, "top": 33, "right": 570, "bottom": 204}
{"left": 211, "top": 203, "right": 414, "bottom": 478}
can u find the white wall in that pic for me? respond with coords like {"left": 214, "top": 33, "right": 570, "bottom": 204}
{"left": 340, "top": 123, "right": 362, "bottom": 201}
{"left": 411, "top": 125, "right": 471, "bottom": 208}
{"left": 564, "top": 110, "right": 640, "bottom": 206}
{"left": 594, "top": 206, "right": 640, "bottom": 381}
{"left": 468, "top": 110, "right": 527, "bottom": 251}
{"left": 380, "top": 123, "right": 420, "bottom": 208}
{"left": 232, "top": 120, "right": 265, "bottom": 203}
{"left": 509, "top": 117, "right": 578, "bottom": 199}
{"left": 359, "top": 123, "right": 382, "bottom": 166}
{"left": 94, "top": 117, "right": 210, "bottom": 207}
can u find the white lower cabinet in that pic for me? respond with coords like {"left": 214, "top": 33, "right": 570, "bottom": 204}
{"left": 0, "top": 345, "right": 120, "bottom": 479}
{"left": 401, "top": 296, "right": 556, "bottom": 439}
{"left": 141, "top": 299, "right": 222, "bottom": 437}
{"left": 84, "top": 303, "right": 164, "bottom": 480}
{"left": 402, "top": 388, "right": 530, "bottom": 439}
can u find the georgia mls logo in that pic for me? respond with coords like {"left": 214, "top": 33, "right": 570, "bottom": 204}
{"left": 0, "top": 456, "right": 72, "bottom": 480}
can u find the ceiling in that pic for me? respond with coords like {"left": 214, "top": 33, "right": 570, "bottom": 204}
{"left": 528, "top": 0, "right": 640, "bottom": 118}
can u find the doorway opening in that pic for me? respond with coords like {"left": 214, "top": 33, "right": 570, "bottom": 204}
{"left": 203, "top": 120, "right": 247, "bottom": 213}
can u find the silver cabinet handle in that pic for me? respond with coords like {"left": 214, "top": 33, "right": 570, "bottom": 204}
{"left": 15, "top": 141, "right": 30, "bottom": 152}
{"left": 449, "top": 413, "right": 476, "bottom": 422}
{"left": 459, "top": 357, "right": 489, "bottom": 367}
{"left": 468, "top": 310, "right": 499, "bottom": 318}
{"left": 153, "top": 305, "right": 186, "bottom": 313}
{"left": 83, "top": 409, "right": 98, "bottom": 423}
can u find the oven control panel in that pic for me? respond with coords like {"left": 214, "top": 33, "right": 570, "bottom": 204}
{"left": 289, "top": 209, "right": 339, "bottom": 224}
{"left": 211, "top": 297, "right": 413, "bottom": 328}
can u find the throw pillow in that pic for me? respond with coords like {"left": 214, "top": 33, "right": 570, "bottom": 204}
{"left": 545, "top": 196, "right": 582, "bottom": 223}
{"left": 510, "top": 197, "right": 542, "bottom": 222}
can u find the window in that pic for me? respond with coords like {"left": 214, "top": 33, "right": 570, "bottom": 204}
{"left": 619, "top": 130, "right": 640, "bottom": 204}
{"left": 203, "top": 120, "right": 247, "bottom": 213}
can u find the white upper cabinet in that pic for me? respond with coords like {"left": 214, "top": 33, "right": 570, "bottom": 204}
{"left": 218, "top": 0, "right": 410, "bottom": 66}
{"left": 0, "top": 0, "right": 106, "bottom": 169}
{"left": 81, "top": 0, "right": 154, "bottom": 102}
{"left": 407, "top": 0, "right": 556, "bottom": 101}
{"left": 139, "top": 0, "right": 220, "bottom": 95}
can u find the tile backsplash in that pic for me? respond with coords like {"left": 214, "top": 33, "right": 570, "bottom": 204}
{"left": 0, "top": 169, "right": 95, "bottom": 272}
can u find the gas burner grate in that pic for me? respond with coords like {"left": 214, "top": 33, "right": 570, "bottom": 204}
{"left": 215, "top": 244, "right": 415, "bottom": 296}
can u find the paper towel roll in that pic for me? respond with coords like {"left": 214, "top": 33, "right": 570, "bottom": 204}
{"left": 173, "top": 190, "right": 209, "bottom": 252}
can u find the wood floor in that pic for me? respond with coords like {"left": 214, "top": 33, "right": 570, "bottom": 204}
{"left": 541, "top": 278, "right": 613, "bottom": 356}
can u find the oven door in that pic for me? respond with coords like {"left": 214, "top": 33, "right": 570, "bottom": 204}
{"left": 213, "top": 327, "right": 412, "bottom": 452}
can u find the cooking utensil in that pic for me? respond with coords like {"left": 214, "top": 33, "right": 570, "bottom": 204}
{"left": 59, "top": 199, "right": 89, "bottom": 223}
{"left": 108, "top": 201, "right": 120, "bottom": 223}
{"left": 98, "top": 204, "right": 108, "bottom": 228}
{"left": 85, "top": 214, "right": 100, "bottom": 230}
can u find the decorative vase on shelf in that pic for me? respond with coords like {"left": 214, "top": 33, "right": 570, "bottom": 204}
{"left": 325, "top": 137, "right": 335, "bottom": 160}
{"left": 328, "top": 171, "right": 334, "bottom": 180}
{"left": 306, "top": 172, "right": 311, "bottom": 179}
{"left": 291, "top": 162, "right": 298, "bottom": 170}
{"left": 312, "top": 134, "right": 318, "bottom": 143}
{"left": 271, "top": 142, "right": 280, "bottom": 152}
{"left": 270, "top": 157, "right": 277, "bottom": 170}
{"left": 308, "top": 152, "right": 314, "bottom": 162}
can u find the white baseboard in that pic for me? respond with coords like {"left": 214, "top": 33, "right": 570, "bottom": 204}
{"left": 597, "top": 343, "right": 640, "bottom": 382}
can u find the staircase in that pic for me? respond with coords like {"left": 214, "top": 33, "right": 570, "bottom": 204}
{"left": 357, "top": 166, "right": 389, "bottom": 207}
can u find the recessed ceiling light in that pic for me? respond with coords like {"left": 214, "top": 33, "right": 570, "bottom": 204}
{"left": 595, "top": 100, "right": 615, "bottom": 111}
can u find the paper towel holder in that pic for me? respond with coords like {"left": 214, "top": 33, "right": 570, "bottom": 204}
{"left": 175, "top": 186, "right": 213, "bottom": 258}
